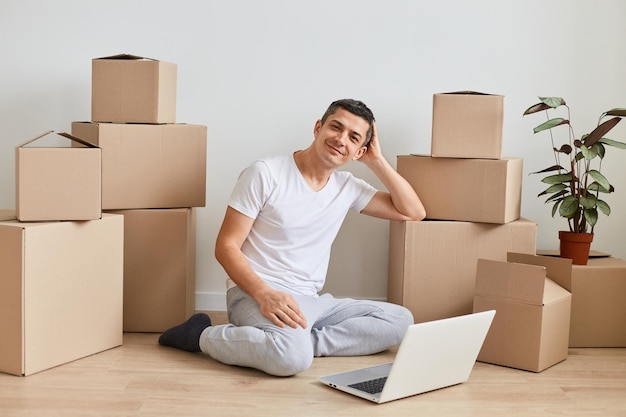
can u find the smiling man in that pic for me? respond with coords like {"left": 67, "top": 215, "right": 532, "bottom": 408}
{"left": 159, "top": 99, "right": 426, "bottom": 376}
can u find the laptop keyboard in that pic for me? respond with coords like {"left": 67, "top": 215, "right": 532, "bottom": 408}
{"left": 348, "top": 376, "right": 388, "bottom": 395}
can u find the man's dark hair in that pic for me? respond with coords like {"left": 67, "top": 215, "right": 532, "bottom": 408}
{"left": 320, "top": 99, "right": 375, "bottom": 147}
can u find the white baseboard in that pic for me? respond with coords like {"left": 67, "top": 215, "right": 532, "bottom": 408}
{"left": 195, "top": 291, "right": 227, "bottom": 311}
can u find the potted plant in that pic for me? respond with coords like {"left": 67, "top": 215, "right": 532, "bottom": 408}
{"left": 523, "top": 97, "right": 626, "bottom": 264}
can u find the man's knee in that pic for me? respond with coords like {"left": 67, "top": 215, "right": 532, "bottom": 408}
{"left": 262, "top": 345, "right": 313, "bottom": 376}
{"left": 263, "top": 330, "right": 314, "bottom": 376}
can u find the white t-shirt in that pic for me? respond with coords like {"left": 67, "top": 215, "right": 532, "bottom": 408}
{"left": 227, "top": 154, "right": 378, "bottom": 296}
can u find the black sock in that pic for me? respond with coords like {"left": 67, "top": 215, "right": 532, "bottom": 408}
{"left": 158, "top": 313, "right": 212, "bottom": 352}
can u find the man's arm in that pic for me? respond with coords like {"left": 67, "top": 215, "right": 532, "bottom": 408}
{"left": 358, "top": 122, "right": 426, "bottom": 221}
{"left": 214, "top": 206, "right": 307, "bottom": 329}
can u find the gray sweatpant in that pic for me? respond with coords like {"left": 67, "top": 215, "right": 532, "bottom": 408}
{"left": 199, "top": 286, "right": 414, "bottom": 376}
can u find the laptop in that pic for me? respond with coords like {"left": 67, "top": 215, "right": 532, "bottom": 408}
{"left": 319, "top": 310, "right": 495, "bottom": 404}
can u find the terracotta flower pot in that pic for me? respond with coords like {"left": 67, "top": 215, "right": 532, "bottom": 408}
{"left": 559, "top": 231, "right": 593, "bottom": 265}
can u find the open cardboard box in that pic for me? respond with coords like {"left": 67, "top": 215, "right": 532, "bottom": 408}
{"left": 16, "top": 131, "right": 101, "bottom": 222}
{"left": 473, "top": 253, "right": 572, "bottom": 372}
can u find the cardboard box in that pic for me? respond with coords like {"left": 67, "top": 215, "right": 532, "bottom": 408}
{"left": 92, "top": 54, "right": 177, "bottom": 124}
{"left": 0, "top": 214, "right": 124, "bottom": 376}
{"left": 431, "top": 91, "right": 504, "bottom": 159}
{"left": 0, "top": 209, "right": 16, "bottom": 221}
{"left": 523, "top": 251, "right": 626, "bottom": 347}
{"left": 388, "top": 218, "right": 537, "bottom": 323}
{"left": 107, "top": 208, "right": 196, "bottom": 332}
{"left": 72, "top": 122, "right": 207, "bottom": 210}
{"left": 397, "top": 155, "right": 522, "bottom": 224}
{"left": 473, "top": 254, "right": 572, "bottom": 372}
{"left": 16, "top": 131, "right": 101, "bottom": 222}
{"left": 569, "top": 257, "right": 626, "bottom": 347}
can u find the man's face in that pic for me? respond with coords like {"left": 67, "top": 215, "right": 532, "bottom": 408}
{"left": 313, "top": 108, "right": 369, "bottom": 166}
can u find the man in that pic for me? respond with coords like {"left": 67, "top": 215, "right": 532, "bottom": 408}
{"left": 159, "top": 99, "right": 426, "bottom": 376}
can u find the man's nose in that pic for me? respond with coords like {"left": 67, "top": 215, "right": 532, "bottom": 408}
{"left": 335, "top": 131, "right": 348, "bottom": 145}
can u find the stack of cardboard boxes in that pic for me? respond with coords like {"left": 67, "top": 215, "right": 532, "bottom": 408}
{"left": 388, "top": 92, "right": 538, "bottom": 322}
{"left": 3, "top": 130, "right": 124, "bottom": 376}
{"left": 391, "top": 91, "right": 626, "bottom": 372}
{"left": 74, "top": 54, "right": 207, "bottom": 334}
{"left": 0, "top": 54, "right": 207, "bottom": 376}
{"left": 388, "top": 91, "right": 571, "bottom": 372}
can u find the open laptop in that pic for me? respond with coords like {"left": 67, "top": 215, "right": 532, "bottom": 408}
{"left": 319, "top": 310, "right": 495, "bottom": 404}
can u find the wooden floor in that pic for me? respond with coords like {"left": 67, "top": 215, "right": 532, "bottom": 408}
{"left": 1, "top": 311, "right": 625, "bottom": 417}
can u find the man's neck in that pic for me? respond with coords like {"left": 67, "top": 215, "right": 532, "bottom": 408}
{"left": 293, "top": 149, "right": 333, "bottom": 192}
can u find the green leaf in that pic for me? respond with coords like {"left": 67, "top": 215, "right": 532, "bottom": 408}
{"left": 588, "top": 181, "right": 614, "bottom": 193}
{"left": 545, "top": 190, "right": 567, "bottom": 204}
{"left": 588, "top": 169, "right": 610, "bottom": 191}
{"left": 599, "top": 137, "right": 626, "bottom": 149}
{"left": 574, "top": 150, "right": 585, "bottom": 162}
{"left": 542, "top": 173, "right": 574, "bottom": 184}
{"left": 597, "top": 199, "right": 611, "bottom": 216}
{"left": 551, "top": 200, "right": 560, "bottom": 217}
{"left": 579, "top": 194, "right": 597, "bottom": 209}
{"left": 605, "top": 108, "right": 626, "bottom": 117}
{"left": 539, "top": 97, "right": 566, "bottom": 108}
{"left": 559, "top": 195, "right": 579, "bottom": 217}
{"left": 544, "top": 183, "right": 568, "bottom": 194}
{"left": 584, "top": 207, "right": 598, "bottom": 227}
{"left": 533, "top": 118, "right": 570, "bottom": 134}
{"left": 593, "top": 142, "right": 606, "bottom": 159}
{"left": 580, "top": 144, "right": 599, "bottom": 160}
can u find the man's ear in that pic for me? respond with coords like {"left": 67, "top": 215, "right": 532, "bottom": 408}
{"left": 352, "top": 146, "right": 368, "bottom": 160}
{"left": 313, "top": 119, "right": 322, "bottom": 137}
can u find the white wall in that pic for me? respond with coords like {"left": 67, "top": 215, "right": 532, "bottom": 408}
{"left": 2, "top": 0, "right": 626, "bottom": 310}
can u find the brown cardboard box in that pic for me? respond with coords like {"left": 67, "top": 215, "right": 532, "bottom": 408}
{"left": 92, "top": 54, "right": 177, "bottom": 124}
{"left": 0, "top": 214, "right": 124, "bottom": 376}
{"left": 388, "top": 218, "right": 537, "bottom": 324}
{"left": 16, "top": 131, "right": 101, "bottom": 222}
{"left": 107, "top": 208, "right": 196, "bottom": 332}
{"left": 521, "top": 251, "right": 626, "bottom": 347}
{"left": 72, "top": 122, "right": 207, "bottom": 210}
{"left": 569, "top": 257, "right": 626, "bottom": 347}
{"left": 0, "top": 209, "right": 16, "bottom": 221}
{"left": 473, "top": 254, "right": 572, "bottom": 372}
{"left": 397, "top": 155, "right": 522, "bottom": 224}
{"left": 431, "top": 91, "right": 504, "bottom": 159}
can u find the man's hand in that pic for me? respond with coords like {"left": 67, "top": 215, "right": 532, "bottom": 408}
{"left": 257, "top": 287, "right": 308, "bottom": 329}
{"left": 358, "top": 121, "right": 383, "bottom": 166}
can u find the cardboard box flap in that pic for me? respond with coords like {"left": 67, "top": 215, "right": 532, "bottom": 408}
{"left": 442, "top": 90, "right": 500, "bottom": 96}
{"left": 507, "top": 252, "right": 573, "bottom": 292}
{"left": 441, "top": 91, "right": 503, "bottom": 97}
{"left": 543, "top": 277, "right": 570, "bottom": 305}
{"left": 18, "top": 131, "right": 98, "bottom": 149}
{"left": 95, "top": 53, "right": 157, "bottom": 61}
{"left": 536, "top": 249, "right": 610, "bottom": 259}
{"left": 476, "top": 258, "right": 547, "bottom": 305}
